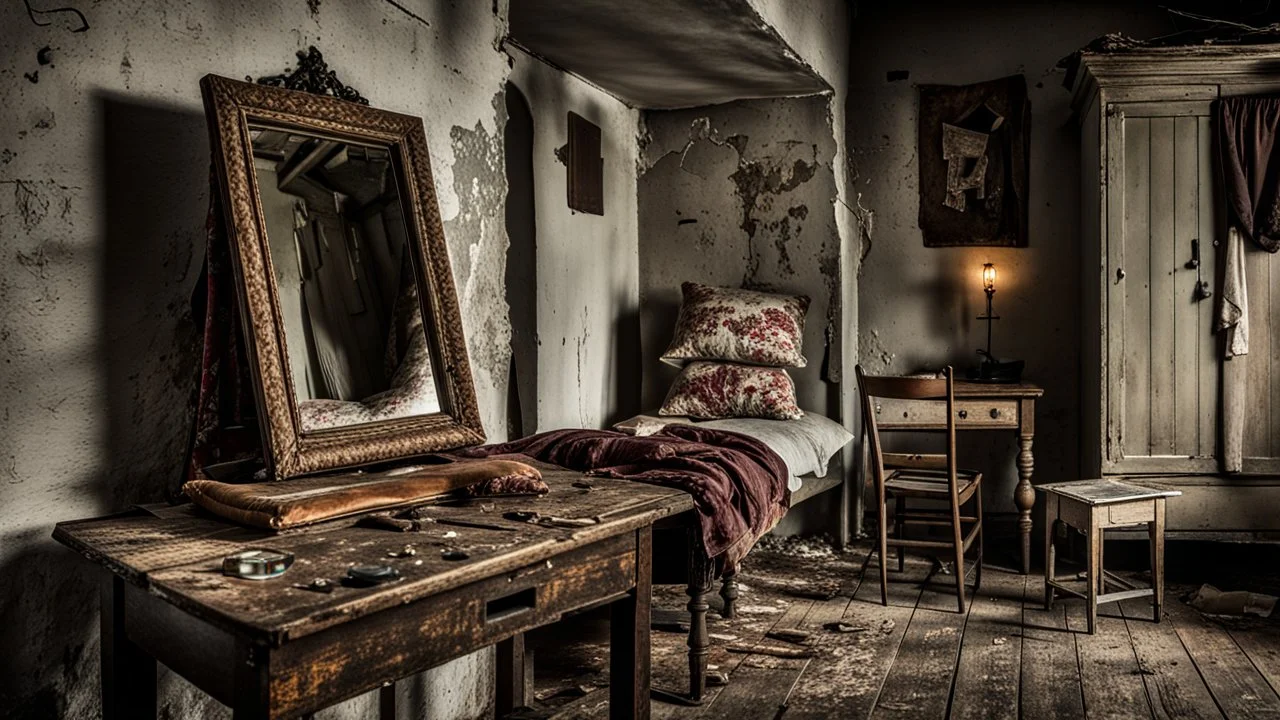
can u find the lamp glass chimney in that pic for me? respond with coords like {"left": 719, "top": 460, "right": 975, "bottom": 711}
{"left": 982, "top": 263, "right": 997, "bottom": 294}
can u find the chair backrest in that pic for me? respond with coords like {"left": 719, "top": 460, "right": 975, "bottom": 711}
{"left": 855, "top": 365, "right": 959, "bottom": 499}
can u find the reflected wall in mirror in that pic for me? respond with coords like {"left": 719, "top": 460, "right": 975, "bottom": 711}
{"left": 202, "top": 74, "right": 484, "bottom": 479}
{"left": 250, "top": 129, "right": 440, "bottom": 432}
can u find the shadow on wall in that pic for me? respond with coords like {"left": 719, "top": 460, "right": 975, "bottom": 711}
{"left": 610, "top": 305, "right": 642, "bottom": 426}
{"left": 0, "top": 93, "right": 207, "bottom": 719}
{"left": 505, "top": 81, "right": 537, "bottom": 439}
{"left": 97, "top": 92, "right": 206, "bottom": 509}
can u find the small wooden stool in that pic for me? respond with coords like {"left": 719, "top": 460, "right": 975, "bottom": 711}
{"left": 1039, "top": 479, "right": 1180, "bottom": 634}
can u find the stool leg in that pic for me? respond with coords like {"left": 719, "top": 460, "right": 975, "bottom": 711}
{"left": 1098, "top": 533, "right": 1106, "bottom": 595}
{"left": 1043, "top": 495, "right": 1057, "bottom": 611}
{"left": 1087, "top": 524, "right": 1100, "bottom": 635}
{"left": 1151, "top": 499, "right": 1165, "bottom": 622}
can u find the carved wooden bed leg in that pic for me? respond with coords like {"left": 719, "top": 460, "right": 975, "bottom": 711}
{"left": 719, "top": 570, "right": 738, "bottom": 620}
{"left": 686, "top": 529, "right": 713, "bottom": 703}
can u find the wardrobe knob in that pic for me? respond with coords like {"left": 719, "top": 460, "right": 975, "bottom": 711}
{"left": 958, "top": 409, "right": 968, "bottom": 419}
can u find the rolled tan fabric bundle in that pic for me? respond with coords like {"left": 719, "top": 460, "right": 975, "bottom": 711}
{"left": 183, "top": 459, "right": 545, "bottom": 530}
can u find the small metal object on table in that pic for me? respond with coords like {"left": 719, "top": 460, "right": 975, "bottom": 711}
{"left": 1038, "top": 479, "right": 1181, "bottom": 634}
{"left": 53, "top": 465, "right": 692, "bottom": 719}
{"left": 860, "top": 380, "right": 1043, "bottom": 574}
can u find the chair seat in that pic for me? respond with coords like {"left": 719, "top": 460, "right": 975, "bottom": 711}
{"left": 885, "top": 468, "right": 982, "bottom": 499}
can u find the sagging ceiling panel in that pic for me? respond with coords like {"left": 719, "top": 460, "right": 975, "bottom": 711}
{"left": 508, "top": 0, "right": 830, "bottom": 109}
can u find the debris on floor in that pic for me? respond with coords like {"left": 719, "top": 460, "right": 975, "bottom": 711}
{"left": 1188, "top": 583, "right": 1277, "bottom": 618}
{"left": 766, "top": 628, "right": 812, "bottom": 644}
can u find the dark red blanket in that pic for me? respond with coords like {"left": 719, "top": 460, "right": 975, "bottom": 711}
{"left": 451, "top": 426, "right": 790, "bottom": 567}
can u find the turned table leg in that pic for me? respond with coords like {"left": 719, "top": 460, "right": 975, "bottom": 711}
{"left": 1016, "top": 398, "right": 1037, "bottom": 575}
{"left": 685, "top": 529, "right": 712, "bottom": 703}
{"left": 719, "top": 571, "right": 738, "bottom": 620}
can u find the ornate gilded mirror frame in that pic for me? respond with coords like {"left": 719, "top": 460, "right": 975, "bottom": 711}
{"left": 201, "top": 73, "right": 484, "bottom": 479}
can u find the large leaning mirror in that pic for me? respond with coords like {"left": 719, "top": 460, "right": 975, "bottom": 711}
{"left": 201, "top": 74, "right": 484, "bottom": 479}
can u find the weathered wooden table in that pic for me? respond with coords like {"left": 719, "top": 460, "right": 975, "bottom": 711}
{"left": 861, "top": 380, "right": 1043, "bottom": 573}
{"left": 53, "top": 465, "right": 693, "bottom": 719}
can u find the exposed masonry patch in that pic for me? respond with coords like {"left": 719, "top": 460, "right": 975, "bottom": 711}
{"left": 858, "top": 327, "right": 896, "bottom": 374}
{"left": 730, "top": 151, "right": 817, "bottom": 282}
{"left": 444, "top": 95, "right": 512, "bottom": 392}
{"left": 648, "top": 117, "right": 822, "bottom": 285}
{"left": 842, "top": 151, "right": 876, "bottom": 275}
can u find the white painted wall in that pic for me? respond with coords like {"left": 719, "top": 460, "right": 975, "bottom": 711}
{"left": 508, "top": 48, "right": 643, "bottom": 432}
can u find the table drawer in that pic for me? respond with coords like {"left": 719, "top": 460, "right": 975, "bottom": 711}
{"left": 272, "top": 532, "right": 638, "bottom": 717}
{"left": 1109, "top": 501, "right": 1155, "bottom": 526}
{"left": 873, "top": 398, "right": 1019, "bottom": 429}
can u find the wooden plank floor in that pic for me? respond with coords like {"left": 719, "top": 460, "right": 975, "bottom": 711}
{"left": 519, "top": 539, "right": 1280, "bottom": 720}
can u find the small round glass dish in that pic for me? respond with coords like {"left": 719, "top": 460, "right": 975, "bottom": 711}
{"left": 221, "top": 548, "right": 295, "bottom": 580}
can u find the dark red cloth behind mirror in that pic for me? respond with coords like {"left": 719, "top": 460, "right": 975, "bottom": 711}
{"left": 183, "top": 168, "right": 263, "bottom": 483}
{"left": 1218, "top": 96, "right": 1280, "bottom": 253}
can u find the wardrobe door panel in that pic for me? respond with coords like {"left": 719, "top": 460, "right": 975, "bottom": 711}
{"left": 1106, "top": 104, "right": 1219, "bottom": 474}
{"left": 1241, "top": 244, "right": 1280, "bottom": 472}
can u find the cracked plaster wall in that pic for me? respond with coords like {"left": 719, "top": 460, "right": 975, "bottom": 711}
{"left": 507, "top": 47, "right": 643, "bottom": 433}
{"left": 638, "top": 96, "right": 845, "bottom": 534}
{"left": 0, "top": 1, "right": 536, "bottom": 717}
{"left": 849, "top": 1, "right": 1169, "bottom": 514}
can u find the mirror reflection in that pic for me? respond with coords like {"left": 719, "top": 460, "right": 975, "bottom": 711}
{"left": 250, "top": 127, "right": 441, "bottom": 432}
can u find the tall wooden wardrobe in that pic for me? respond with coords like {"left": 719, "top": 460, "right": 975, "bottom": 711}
{"left": 1070, "top": 47, "right": 1280, "bottom": 537}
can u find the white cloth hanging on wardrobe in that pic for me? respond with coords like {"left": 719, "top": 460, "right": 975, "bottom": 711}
{"left": 1218, "top": 225, "right": 1250, "bottom": 357}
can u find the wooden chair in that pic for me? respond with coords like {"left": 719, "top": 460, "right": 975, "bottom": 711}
{"left": 855, "top": 365, "right": 984, "bottom": 613}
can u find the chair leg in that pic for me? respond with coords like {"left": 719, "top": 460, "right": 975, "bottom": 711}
{"left": 973, "top": 489, "right": 984, "bottom": 593}
{"left": 877, "top": 490, "right": 889, "bottom": 607}
{"left": 952, "top": 498, "right": 967, "bottom": 614}
{"left": 895, "top": 496, "right": 906, "bottom": 572}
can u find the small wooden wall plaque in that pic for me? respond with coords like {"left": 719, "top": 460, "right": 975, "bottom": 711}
{"left": 567, "top": 111, "right": 604, "bottom": 215}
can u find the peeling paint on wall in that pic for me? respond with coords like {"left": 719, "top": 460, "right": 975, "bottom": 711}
{"left": 637, "top": 96, "right": 840, "bottom": 417}
{"left": 445, "top": 93, "right": 512, "bottom": 444}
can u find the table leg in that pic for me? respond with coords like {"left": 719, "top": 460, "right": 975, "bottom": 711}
{"left": 685, "top": 529, "right": 712, "bottom": 703}
{"left": 719, "top": 571, "right": 738, "bottom": 620}
{"left": 101, "top": 576, "right": 156, "bottom": 720}
{"left": 612, "top": 527, "right": 652, "bottom": 720}
{"left": 1015, "top": 425, "right": 1036, "bottom": 575}
{"left": 232, "top": 639, "right": 269, "bottom": 720}
{"left": 379, "top": 682, "right": 397, "bottom": 719}
{"left": 496, "top": 633, "right": 532, "bottom": 714}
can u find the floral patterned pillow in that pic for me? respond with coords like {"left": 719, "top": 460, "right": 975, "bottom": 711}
{"left": 662, "top": 282, "right": 810, "bottom": 368}
{"left": 659, "top": 361, "right": 804, "bottom": 420}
